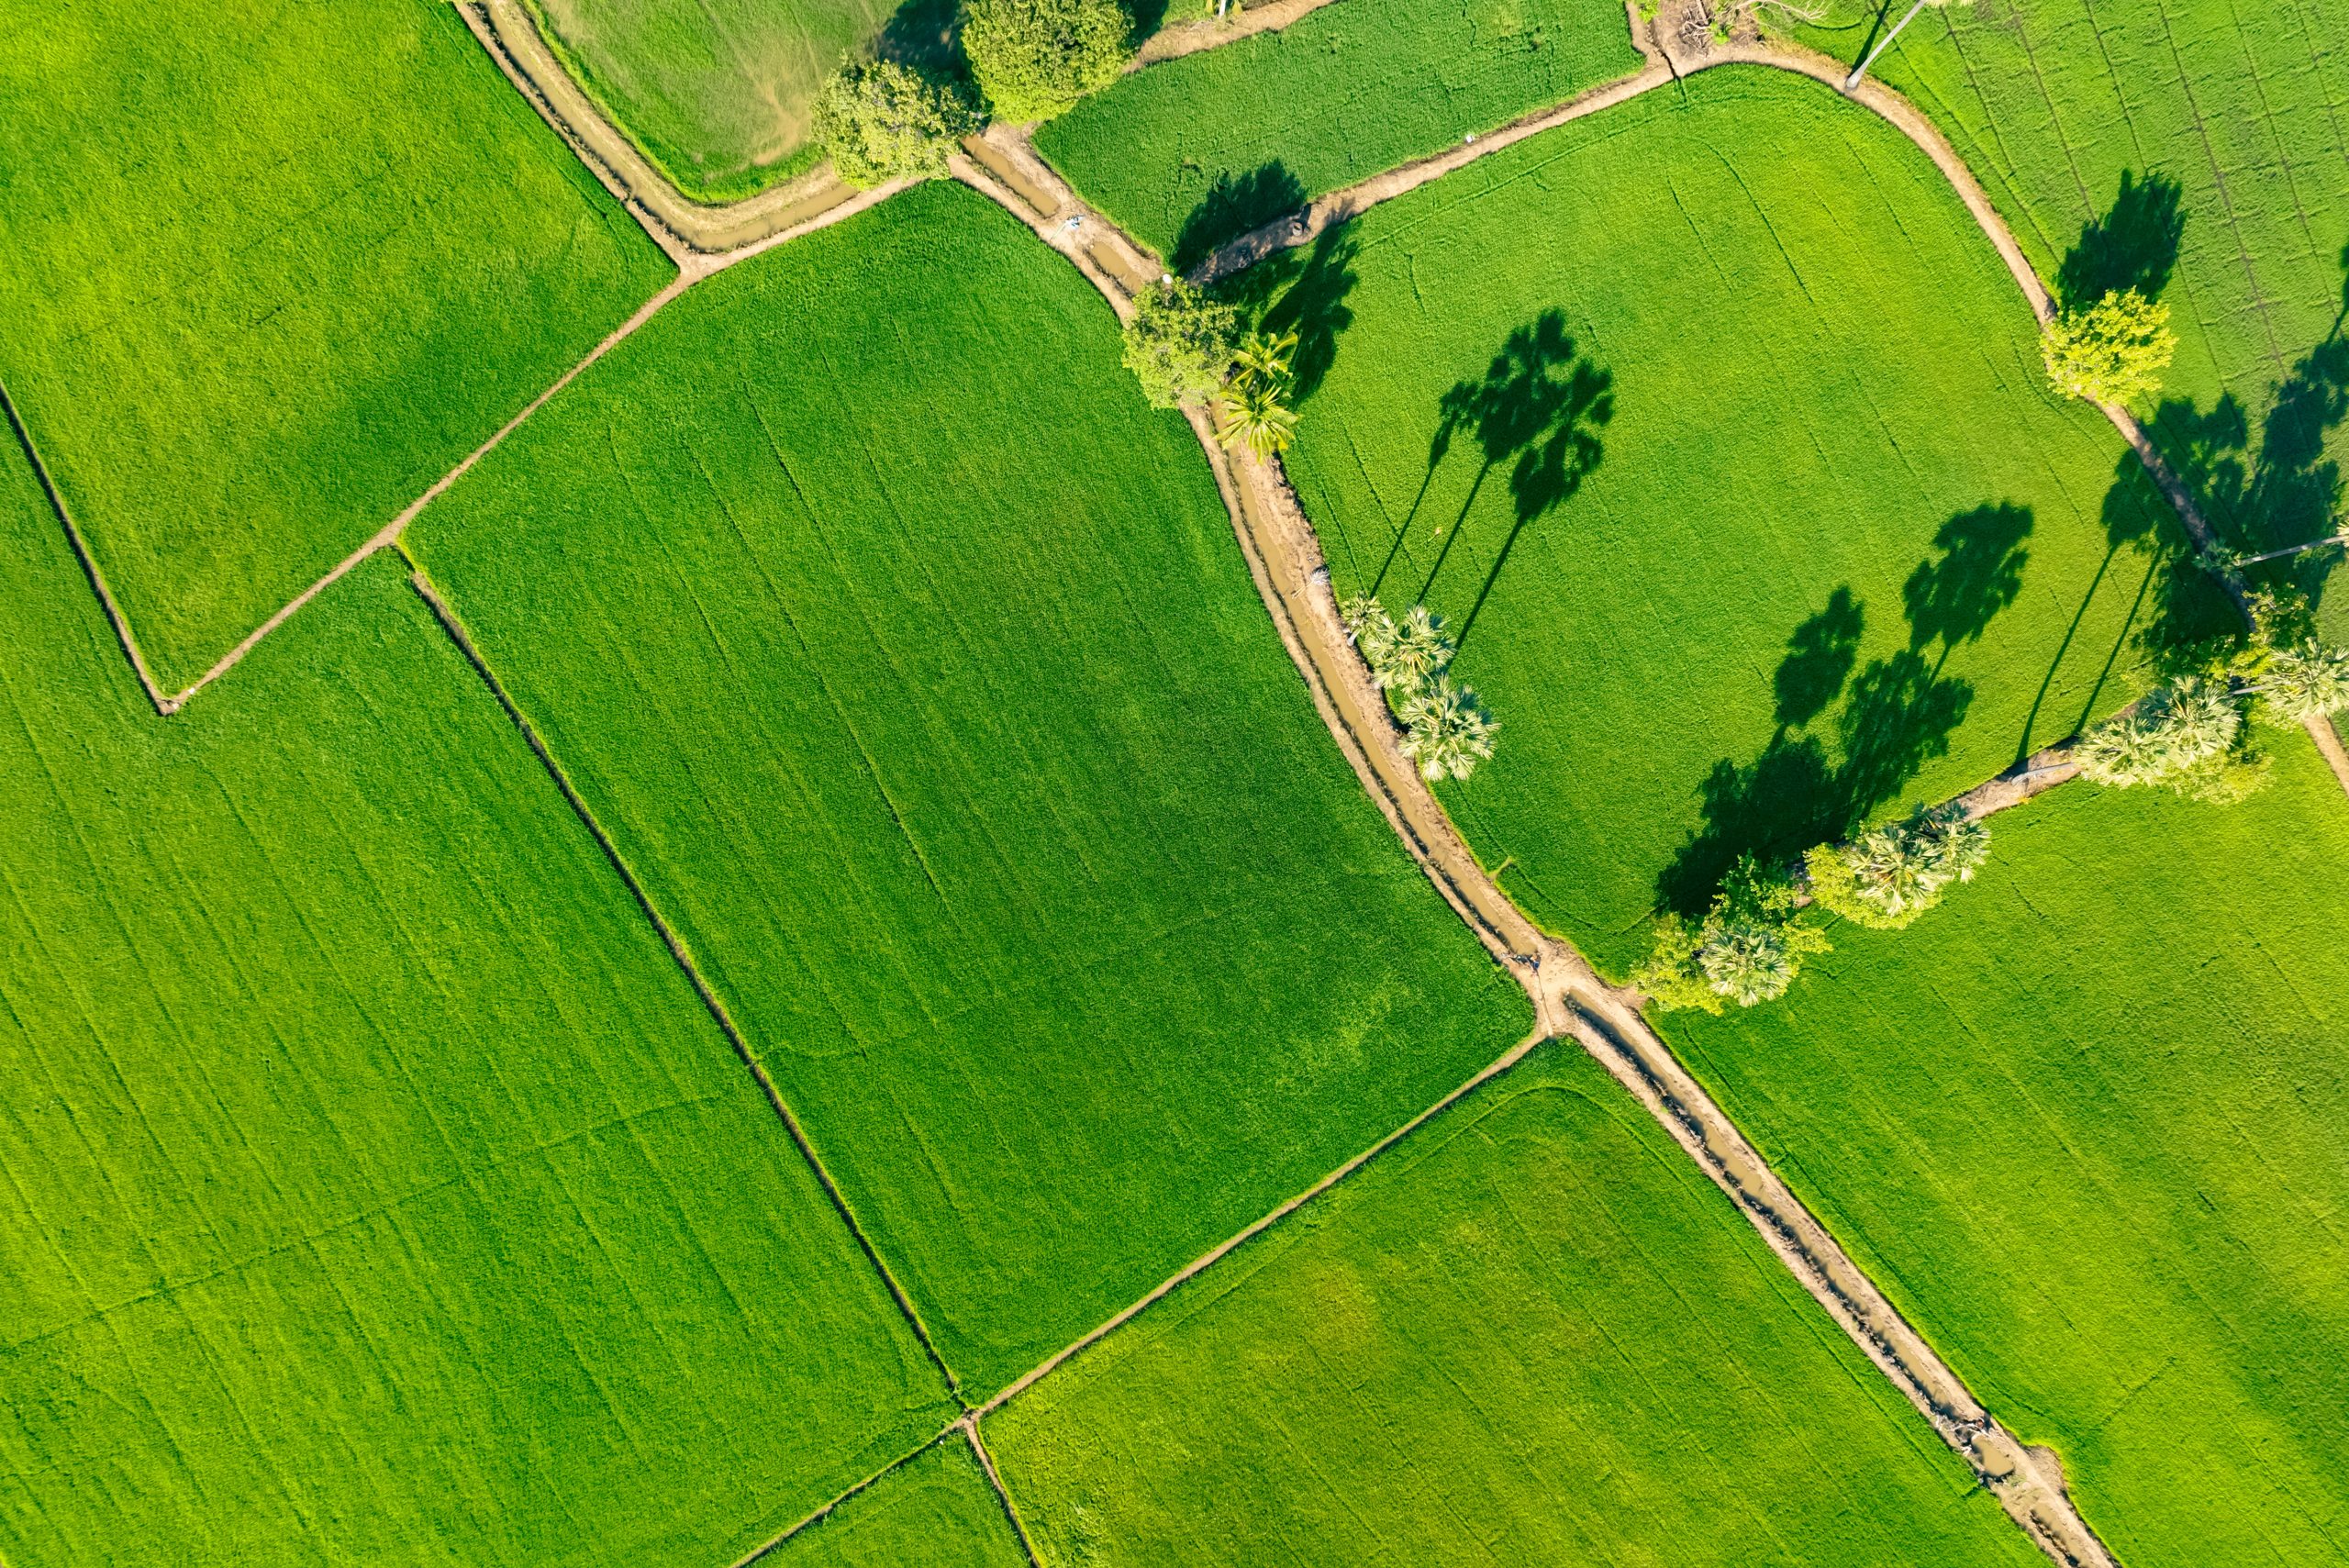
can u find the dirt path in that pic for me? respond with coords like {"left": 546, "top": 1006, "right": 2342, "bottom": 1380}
{"left": 462, "top": 0, "right": 869, "bottom": 261}
{"left": 1132, "top": 0, "right": 1341, "bottom": 66}
{"left": 953, "top": 143, "right": 2119, "bottom": 1568}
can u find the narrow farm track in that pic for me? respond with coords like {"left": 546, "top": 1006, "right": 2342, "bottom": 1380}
{"left": 954, "top": 143, "right": 2121, "bottom": 1568}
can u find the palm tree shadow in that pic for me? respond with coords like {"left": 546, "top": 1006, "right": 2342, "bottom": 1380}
{"left": 1392, "top": 311, "right": 1612, "bottom": 640}
{"left": 1655, "top": 504, "right": 2036, "bottom": 915}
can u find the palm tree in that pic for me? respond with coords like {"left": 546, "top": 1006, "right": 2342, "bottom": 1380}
{"left": 1216, "top": 379, "right": 1298, "bottom": 457}
{"left": 1230, "top": 329, "right": 1297, "bottom": 391}
{"left": 1380, "top": 605, "right": 1453, "bottom": 692}
{"left": 1398, "top": 678, "right": 1497, "bottom": 781}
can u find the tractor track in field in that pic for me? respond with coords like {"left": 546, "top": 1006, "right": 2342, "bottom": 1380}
{"left": 954, "top": 131, "right": 2121, "bottom": 1568}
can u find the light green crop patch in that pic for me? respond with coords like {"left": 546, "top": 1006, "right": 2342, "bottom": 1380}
{"left": 1034, "top": 0, "right": 1644, "bottom": 267}
{"left": 523, "top": 0, "right": 902, "bottom": 201}
{"left": 1797, "top": 0, "right": 2349, "bottom": 639}
{"left": 406, "top": 179, "right": 1531, "bottom": 1400}
{"left": 0, "top": 0, "right": 671, "bottom": 693}
{"left": 1664, "top": 739, "right": 2349, "bottom": 1568}
{"left": 1277, "top": 67, "right": 2227, "bottom": 973}
{"left": 0, "top": 447, "right": 952, "bottom": 1565}
{"left": 988, "top": 1044, "right": 2043, "bottom": 1566}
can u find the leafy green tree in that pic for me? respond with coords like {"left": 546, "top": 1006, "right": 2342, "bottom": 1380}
{"left": 2041, "top": 287, "right": 2176, "bottom": 406}
{"left": 1397, "top": 677, "right": 1497, "bottom": 781}
{"left": 2076, "top": 676, "right": 2263, "bottom": 800}
{"left": 810, "top": 60, "right": 980, "bottom": 187}
{"left": 1121, "top": 279, "right": 1238, "bottom": 409}
{"left": 960, "top": 0, "right": 1131, "bottom": 122}
{"left": 1636, "top": 856, "right": 1830, "bottom": 1011}
{"left": 1805, "top": 803, "right": 1990, "bottom": 930}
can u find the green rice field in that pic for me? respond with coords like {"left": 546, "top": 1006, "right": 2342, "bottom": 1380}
{"left": 769, "top": 1440, "right": 1025, "bottom": 1566}
{"left": 1034, "top": 0, "right": 1644, "bottom": 266}
{"left": 1796, "top": 0, "right": 2349, "bottom": 634}
{"left": 1664, "top": 739, "right": 2349, "bottom": 1568}
{"left": 0, "top": 0, "right": 671, "bottom": 691}
{"left": 525, "top": 0, "right": 901, "bottom": 200}
{"left": 0, "top": 447, "right": 953, "bottom": 1564}
{"left": 1278, "top": 67, "right": 2226, "bottom": 973}
{"left": 989, "top": 1043, "right": 2043, "bottom": 1567}
{"left": 406, "top": 179, "right": 1532, "bottom": 1399}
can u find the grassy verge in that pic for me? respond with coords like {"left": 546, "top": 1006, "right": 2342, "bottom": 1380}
{"left": 1033, "top": 0, "right": 1645, "bottom": 266}
{"left": 406, "top": 180, "right": 1531, "bottom": 1398}
{"left": 0, "top": 447, "right": 953, "bottom": 1564}
{"left": 0, "top": 0, "right": 671, "bottom": 690}
{"left": 1275, "top": 67, "right": 2227, "bottom": 973}
{"left": 1662, "top": 739, "right": 2349, "bottom": 1568}
{"left": 1792, "top": 0, "right": 2349, "bottom": 637}
{"left": 988, "top": 1043, "right": 2043, "bottom": 1565}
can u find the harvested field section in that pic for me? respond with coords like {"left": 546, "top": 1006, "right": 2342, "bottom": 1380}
{"left": 764, "top": 1440, "right": 1025, "bottom": 1566}
{"left": 1283, "top": 69, "right": 2223, "bottom": 974}
{"left": 406, "top": 180, "right": 1531, "bottom": 1399}
{"left": 1799, "top": 0, "right": 2349, "bottom": 634}
{"left": 1664, "top": 742, "right": 2349, "bottom": 1568}
{"left": 0, "top": 449, "right": 952, "bottom": 1564}
{"left": 989, "top": 1045, "right": 2043, "bottom": 1567}
{"left": 1033, "top": 0, "right": 1643, "bottom": 266}
{"left": 525, "top": 0, "right": 897, "bottom": 201}
{"left": 0, "top": 0, "right": 671, "bottom": 690}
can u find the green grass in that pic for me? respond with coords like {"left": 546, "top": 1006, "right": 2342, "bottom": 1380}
{"left": 1032, "top": 0, "right": 1645, "bottom": 267}
{"left": 1794, "top": 0, "right": 2349, "bottom": 637}
{"left": 988, "top": 1043, "right": 2043, "bottom": 1566}
{"left": 769, "top": 1440, "right": 1026, "bottom": 1566}
{"left": 1278, "top": 67, "right": 2224, "bottom": 974}
{"left": 405, "top": 179, "right": 1532, "bottom": 1398}
{"left": 1661, "top": 740, "right": 2349, "bottom": 1568}
{"left": 0, "top": 446, "right": 953, "bottom": 1564}
{"left": 525, "top": 0, "right": 899, "bottom": 201}
{"left": 0, "top": 0, "right": 671, "bottom": 692}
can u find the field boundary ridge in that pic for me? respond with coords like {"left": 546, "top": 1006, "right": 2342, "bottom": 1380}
{"left": 404, "top": 562, "right": 967, "bottom": 1412}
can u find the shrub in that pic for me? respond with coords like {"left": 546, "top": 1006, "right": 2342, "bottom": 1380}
{"left": 1636, "top": 856, "right": 1830, "bottom": 1011}
{"left": 811, "top": 60, "right": 980, "bottom": 188}
{"left": 961, "top": 0, "right": 1132, "bottom": 122}
{"left": 2041, "top": 287, "right": 2176, "bottom": 406}
{"left": 1121, "top": 279, "right": 1238, "bottom": 408}
{"left": 1805, "top": 803, "right": 1991, "bottom": 931}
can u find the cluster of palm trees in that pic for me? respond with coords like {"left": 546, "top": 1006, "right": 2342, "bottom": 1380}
{"left": 1340, "top": 595, "right": 1499, "bottom": 782}
{"left": 1216, "top": 329, "right": 1302, "bottom": 458}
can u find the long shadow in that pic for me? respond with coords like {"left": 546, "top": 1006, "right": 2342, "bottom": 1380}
{"left": 2056, "top": 171, "right": 2185, "bottom": 308}
{"left": 1253, "top": 228, "right": 1359, "bottom": 404}
{"left": 1655, "top": 505, "right": 2033, "bottom": 916}
{"left": 2145, "top": 240, "right": 2349, "bottom": 621}
{"left": 1402, "top": 312, "right": 1612, "bottom": 643}
{"left": 1173, "top": 162, "right": 1307, "bottom": 273}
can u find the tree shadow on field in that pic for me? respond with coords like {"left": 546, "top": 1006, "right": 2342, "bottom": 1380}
{"left": 1224, "top": 226, "right": 1359, "bottom": 405}
{"left": 1655, "top": 505, "right": 2035, "bottom": 915}
{"left": 877, "top": 0, "right": 963, "bottom": 72}
{"left": 2057, "top": 170, "right": 2186, "bottom": 309}
{"left": 2145, "top": 239, "right": 2349, "bottom": 621}
{"left": 1372, "top": 312, "right": 1612, "bottom": 649}
{"left": 1172, "top": 161, "right": 1308, "bottom": 273}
